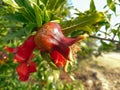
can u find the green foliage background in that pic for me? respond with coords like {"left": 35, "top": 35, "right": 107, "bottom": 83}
{"left": 0, "top": 0, "right": 120, "bottom": 89}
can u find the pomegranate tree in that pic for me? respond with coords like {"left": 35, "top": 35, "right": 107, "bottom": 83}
{"left": 5, "top": 22, "right": 86, "bottom": 81}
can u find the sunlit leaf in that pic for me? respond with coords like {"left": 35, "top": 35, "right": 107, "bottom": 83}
{"left": 41, "top": 0, "right": 48, "bottom": 5}
{"left": 90, "top": 0, "right": 96, "bottom": 11}
{"left": 33, "top": 3, "right": 42, "bottom": 27}
{"left": 3, "top": 0, "right": 18, "bottom": 7}
{"left": 62, "top": 12, "right": 105, "bottom": 34}
{"left": 46, "top": 0, "right": 57, "bottom": 10}
{"left": 107, "top": 0, "right": 116, "bottom": 13}
{"left": 14, "top": 0, "right": 35, "bottom": 19}
{"left": 24, "top": 23, "right": 36, "bottom": 35}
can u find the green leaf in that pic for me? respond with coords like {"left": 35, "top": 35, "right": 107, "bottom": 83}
{"left": 43, "top": 10, "right": 50, "bottom": 23}
{"left": 2, "top": 28, "right": 25, "bottom": 42}
{"left": 111, "top": 29, "right": 117, "bottom": 35}
{"left": 46, "top": 0, "right": 57, "bottom": 10}
{"left": 24, "top": 23, "right": 36, "bottom": 35}
{"left": 70, "top": 26, "right": 92, "bottom": 37}
{"left": 54, "top": 0, "right": 66, "bottom": 10}
{"left": 41, "top": 0, "right": 48, "bottom": 5}
{"left": 90, "top": 0, "right": 96, "bottom": 11}
{"left": 3, "top": 13, "right": 29, "bottom": 23}
{"left": 62, "top": 12, "right": 105, "bottom": 34}
{"left": 3, "top": 0, "right": 18, "bottom": 7}
{"left": 33, "top": 3, "right": 42, "bottom": 27}
{"left": 107, "top": 0, "right": 116, "bottom": 13}
{"left": 18, "top": 8, "right": 34, "bottom": 22}
{"left": 14, "top": 0, "right": 35, "bottom": 20}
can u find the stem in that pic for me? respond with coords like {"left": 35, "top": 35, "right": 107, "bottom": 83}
{"left": 89, "top": 35, "right": 120, "bottom": 42}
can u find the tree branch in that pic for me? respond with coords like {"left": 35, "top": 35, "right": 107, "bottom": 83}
{"left": 89, "top": 35, "right": 120, "bottom": 43}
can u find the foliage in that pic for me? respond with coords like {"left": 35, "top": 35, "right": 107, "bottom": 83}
{"left": 0, "top": 0, "right": 120, "bottom": 89}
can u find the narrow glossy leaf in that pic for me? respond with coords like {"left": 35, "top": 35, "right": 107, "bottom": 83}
{"left": 19, "top": 8, "right": 34, "bottom": 22}
{"left": 54, "top": 0, "right": 66, "bottom": 10}
{"left": 70, "top": 26, "right": 92, "bottom": 37}
{"left": 111, "top": 29, "right": 117, "bottom": 35}
{"left": 41, "top": 0, "right": 48, "bottom": 5}
{"left": 24, "top": 23, "right": 36, "bottom": 35}
{"left": 43, "top": 10, "right": 50, "bottom": 23}
{"left": 62, "top": 12, "right": 105, "bottom": 34}
{"left": 46, "top": 0, "right": 57, "bottom": 10}
{"left": 33, "top": 3, "right": 42, "bottom": 27}
{"left": 90, "top": 0, "right": 96, "bottom": 11}
{"left": 107, "top": 0, "right": 112, "bottom": 5}
{"left": 14, "top": 0, "right": 25, "bottom": 6}
{"left": 23, "top": 0, "right": 35, "bottom": 18}
{"left": 107, "top": 0, "right": 116, "bottom": 13}
{"left": 3, "top": 0, "right": 18, "bottom": 7}
{"left": 55, "top": 0, "right": 66, "bottom": 14}
{"left": 14, "top": 0, "right": 35, "bottom": 20}
{"left": 3, "top": 13, "right": 28, "bottom": 23}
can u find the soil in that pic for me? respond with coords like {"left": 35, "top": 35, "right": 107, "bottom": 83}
{"left": 60, "top": 52, "right": 120, "bottom": 90}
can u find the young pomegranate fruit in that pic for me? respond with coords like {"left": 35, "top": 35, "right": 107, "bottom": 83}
{"left": 34, "top": 22, "right": 85, "bottom": 67}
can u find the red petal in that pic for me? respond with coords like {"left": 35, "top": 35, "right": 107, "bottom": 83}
{"left": 16, "top": 62, "right": 30, "bottom": 81}
{"left": 29, "top": 61, "right": 37, "bottom": 73}
{"left": 54, "top": 46, "right": 70, "bottom": 60}
{"left": 22, "top": 35, "right": 36, "bottom": 50}
{"left": 4, "top": 46, "right": 18, "bottom": 53}
{"left": 14, "top": 35, "right": 36, "bottom": 62}
{"left": 19, "top": 75, "right": 29, "bottom": 81}
{"left": 50, "top": 50, "right": 66, "bottom": 67}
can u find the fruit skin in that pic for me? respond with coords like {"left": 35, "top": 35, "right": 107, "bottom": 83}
{"left": 34, "top": 22, "right": 62, "bottom": 52}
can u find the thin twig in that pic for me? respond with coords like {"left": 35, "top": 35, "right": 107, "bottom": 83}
{"left": 89, "top": 35, "right": 120, "bottom": 43}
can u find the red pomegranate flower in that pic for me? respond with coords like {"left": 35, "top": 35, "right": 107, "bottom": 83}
{"left": 5, "top": 35, "right": 37, "bottom": 81}
{"left": 16, "top": 61, "right": 37, "bottom": 81}
{"left": 5, "top": 35, "right": 36, "bottom": 63}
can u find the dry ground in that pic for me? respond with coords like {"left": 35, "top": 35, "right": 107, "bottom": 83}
{"left": 78, "top": 52, "right": 120, "bottom": 90}
{"left": 60, "top": 52, "right": 120, "bottom": 90}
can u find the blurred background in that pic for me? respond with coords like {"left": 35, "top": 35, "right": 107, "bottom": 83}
{"left": 0, "top": 0, "right": 120, "bottom": 90}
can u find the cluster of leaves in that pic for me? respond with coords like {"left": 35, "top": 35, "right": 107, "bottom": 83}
{"left": 1, "top": 0, "right": 69, "bottom": 44}
{"left": 0, "top": 0, "right": 120, "bottom": 89}
{"left": 65, "top": 0, "right": 120, "bottom": 57}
